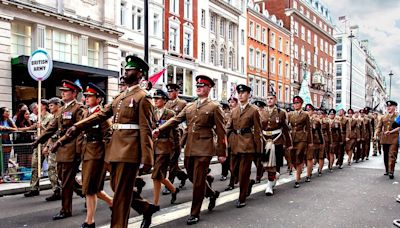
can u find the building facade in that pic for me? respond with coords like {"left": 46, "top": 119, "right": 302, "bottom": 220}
{"left": 197, "top": 0, "right": 247, "bottom": 100}
{"left": 247, "top": 1, "right": 291, "bottom": 106}
{"left": 264, "top": 0, "right": 336, "bottom": 108}
{"left": 0, "top": 0, "right": 122, "bottom": 110}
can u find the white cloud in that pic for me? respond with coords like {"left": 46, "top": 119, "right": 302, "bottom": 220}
{"left": 323, "top": 0, "right": 400, "bottom": 101}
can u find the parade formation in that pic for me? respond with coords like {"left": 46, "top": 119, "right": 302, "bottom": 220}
{"left": 7, "top": 55, "right": 392, "bottom": 228}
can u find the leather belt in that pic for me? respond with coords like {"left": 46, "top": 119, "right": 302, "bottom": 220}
{"left": 112, "top": 123, "right": 140, "bottom": 130}
{"left": 84, "top": 134, "right": 102, "bottom": 142}
{"left": 262, "top": 129, "right": 282, "bottom": 136}
{"left": 233, "top": 127, "right": 252, "bottom": 135}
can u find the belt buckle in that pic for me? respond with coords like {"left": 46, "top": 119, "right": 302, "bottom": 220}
{"left": 236, "top": 129, "right": 241, "bottom": 135}
{"left": 266, "top": 131, "right": 272, "bottom": 136}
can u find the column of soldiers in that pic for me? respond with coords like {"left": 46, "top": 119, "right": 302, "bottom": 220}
{"left": 26, "top": 53, "right": 397, "bottom": 228}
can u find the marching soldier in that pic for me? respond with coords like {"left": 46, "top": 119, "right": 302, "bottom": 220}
{"left": 65, "top": 56, "right": 157, "bottom": 228}
{"left": 285, "top": 107, "right": 294, "bottom": 175}
{"left": 336, "top": 109, "right": 347, "bottom": 169}
{"left": 375, "top": 100, "right": 399, "bottom": 179}
{"left": 354, "top": 110, "right": 364, "bottom": 163}
{"left": 163, "top": 83, "right": 188, "bottom": 193}
{"left": 306, "top": 104, "right": 323, "bottom": 180}
{"left": 227, "top": 84, "right": 262, "bottom": 208}
{"left": 152, "top": 75, "right": 226, "bottom": 225}
{"left": 361, "top": 108, "right": 373, "bottom": 161}
{"left": 319, "top": 108, "right": 330, "bottom": 176}
{"left": 151, "top": 89, "right": 180, "bottom": 206}
{"left": 252, "top": 99, "right": 267, "bottom": 183}
{"left": 327, "top": 109, "right": 342, "bottom": 172}
{"left": 32, "top": 80, "right": 85, "bottom": 220}
{"left": 53, "top": 83, "right": 113, "bottom": 228}
{"left": 259, "top": 92, "right": 292, "bottom": 196}
{"left": 225, "top": 96, "right": 239, "bottom": 191}
{"left": 288, "top": 96, "right": 310, "bottom": 188}
{"left": 372, "top": 112, "right": 382, "bottom": 156}
{"left": 220, "top": 101, "right": 231, "bottom": 181}
{"left": 345, "top": 109, "right": 360, "bottom": 166}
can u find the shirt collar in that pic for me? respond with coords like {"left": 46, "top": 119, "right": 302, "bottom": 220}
{"left": 64, "top": 100, "right": 75, "bottom": 108}
{"left": 127, "top": 84, "right": 140, "bottom": 92}
{"left": 240, "top": 102, "right": 249, "bottom": 109}
{"left": 89, "top": 105, "right": 99, "bottom": 114}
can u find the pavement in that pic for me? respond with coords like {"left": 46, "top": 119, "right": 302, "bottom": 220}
{"left": 0, "top": 154, "right": 399, "bottom": 228}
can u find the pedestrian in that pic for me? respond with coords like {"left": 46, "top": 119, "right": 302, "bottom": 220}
{"left": 259, "top": 92, "right": 292, "bottom": 196}
{"left": 152, "top": 89, "right": 180, "bottom": 206}
{"left": 287, "top": 96, "right": 310, "bottom": 188}
{"left": 64, "top": 56, "right": 157, "bottom": 228}
{"left": 152, "top": 75, "right": 226, "bottom": 225}
{"left": 12, "top": 103, "right": 28, "bottom": 122}
{"left": 29, "top": 102, "right": 38, "bottom": 123}
{"left": 0, "top": 107, "right": 17, "bottom": 174}
{"left": 32, "top": 80, "right": 85, "bottom": 220}
{"left": 375, "top": 100, "right": 399, "bottom": 179}
{"left": 345, "top": 109, "right": 359, "bottom": 166}
{"left": 227, "top": 84, "right": 261, "bottom": 208}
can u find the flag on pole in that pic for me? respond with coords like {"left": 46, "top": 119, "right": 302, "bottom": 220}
{"left": 149, "top": 68, "right": 166, "bottom": 85}
{"left": 74, "top": 79, "right": 82, "bottom": 90}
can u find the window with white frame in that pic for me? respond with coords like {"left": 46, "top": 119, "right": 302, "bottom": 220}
{"left": 313, "top": 15, "right": 316, "bottom": 23}
{"left": 270, "top": 81, "right": 276, "bottom": 93}
{"left": 249, "top": 48, "right": 254, "bottom": 66}
{"left": 132, "top": 6, "right": 143, "bottom": 31}
{"left": 169, "top": 27, "right": 178, "bottom": 51}
{"left": 210, "top": 44, "right": 216, "bottom": 65}
{"left": 241, "top": 57, "right": 245, "bottom": 74}
{"left": 301, "top": 26, "right": 305, "bottom": 40}
{"left": 301, "top": 46, "right": 305, "bottom": 62}
{"left": 324, "top": 41, "right": 328, "bottom": 54}
{"left": 220, "top": 48, "right": 226, "bottom": 67}
{"left": 285, "top": 40, "right": 289, "bottom": 55}
{"left": 228, "top": 23, "right": 233, "bottom": 41}
{"left": 285, "top": 86, "right": 289, "bottom": 102}
{"left": 320, "top": 38, "right": 323, "bottom": 51}
{"left": 314, "top": 54, "right": 318, "bottom": 67}
{"left": 324, "top": 59, "right": 328, "bottom": 72}
{"left": 255, "top": 79, "right": 260, "bottom": 96}
{"left": 120, "top": 1, "right": 127, "bottom": 26}
{"left": 306, "top": 10, "right": 310, "bottom": 18}
{"left": 201, "top": 42, "right": 206, "bottom": 62}
{"left": 307, "top": 51, "right": 311, "bottom": 65}
{"left": 314, "top": 34, "right": 318, "bottom": 48}
{"left": 249, "top": 77, "right": 254, "bottom": 91}
{"left": 270, "top": 32, "right": 275, "bottom": 48}
{"left": 184, "top": 0, "right": 192, "bottom": 20}
{"left": 88, "top": 39, "right": 100, "bottom": 67}
{"left": 320, "top": 58, "right": 323, "bottom": 71}
{"left": 183, "top": 32, "right": 192, "bottom": 56}
{"left": 294, "top": 21, "right": 299, "bottom": 36}
{"left": 53, "top": 30, "right": 79, "bottom": 63}
{"left": 307, "top": 30, "right": 311, "bottom": 43}
{"left": 210, "top": 14, "right": 216, "bottom": 33}
{"left": 153, "top": 13, "right": 160, "bottom": 36}
{"left": 262, "top": 28, "right": 266, "bottom": 43}
{"left": 270, "top": 55, "right": 275, "bottom": 74}
{"left": 285, "top": 62, "right": 289, "bottom": 79}
{"left": 170, "top": 0, "right": 179, "bottom": 15}
{"left": 46, "top": 28, "right": 52, "bottom": 55}
{"left": 228, "top": 51, "right": 233, "bottom": 69}
{"left": 212, "top": 79, "right": 218, "bottom": 99}
{"left": 241, "top": 29, "right": 245, "bottom": 44}
{"left": 293, "top": 0, "right": 297, "bottom": 9}
{"left": 256, "top": 24, "right": 261, "bottom": 40}
{"left": 11, "top": 22, "right": 32, "bottom": 57}
{"left": 278, "top": 84, "right": 282, "bottom": 101}
{"left": 294, "top": 44, "right": 298, "bottom": 59}
{"left": 262, "top": 53, "right": 266, "bottom": 71}
{"left": 201, "top": 10, "right": 206, "bottom": 27}
{"left": 278, "top": 59, "right": 283, "bottom": 77}
{"left": 300, "top": 6, "right": 304, "bottom": 14}
{"left": 220, "top": 19, "right": 226, "bottom": 37}
{"left": 294, "top": 64, "right": 298, "bottom": 81}
{"left": 262, "top": 81, "right": 266, "bottom": 97}
{"left": 278, "top": 37, "right": 283, "bottom": 52}
{"left": 256, "top": 50, "right": 260, "bottom": 69}
{"left": 249, "top": 21, "right": 254, "bottom": 37}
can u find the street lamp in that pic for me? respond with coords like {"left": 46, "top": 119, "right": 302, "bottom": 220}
{"left": 348, "top": 30, "right": 355, "bottom": 109}
{"left": 389, "top": 71, "right": 394, "bottom": 100}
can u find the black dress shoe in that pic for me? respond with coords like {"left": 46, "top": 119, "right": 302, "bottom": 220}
{"left": 225, "top": 185, "right": 234, "bottom": 191}
{"left": 53, "top": 212, "right": 72, "bottom": 220}
{"left": 24, "top": 190, "right": 39, "bottom": 197}
{"left": 179, "top": 175, "right": 188, "bottom": 188}
{"left": 247, "top": 179, "right": 256, "bottom": 196}
{"left": 45, "top": 189, "right": 61, "bottom": 201}
{"left": 162, "top": 188, "right": 171, "bottom": 195}
{"left": 135, "top": 178, "right": 146, "bottom": 195}
{"left": 141, "top": 204, "right": 160, "bottom": 228}
{"left": 236, "top": 200, "right": 246, "bottom": 208}
{"left": 305, "top": 176, "right": 311, "bottom": 182}
{"left": 208, "top": 191, "right": 220, "bottom": 211}
{"left": 384, "top": 172, "right": 389, "bottom": 176}
{"left": 294, "top": 182, "right": 300, "bottom": 188}
{"left": 171, "top": 188, "right": 180, "bottom": 204}
{"left": 186, "top": 216, "right": 199, "bottom": 225}
{"left": 389, "top": 173, "right": 395, "bottom": 179}
{"left": 220, "top": 176, "right": 227, "bottom": 181}
{"left": 80, "top": 222, "right": 95, "bottom": 228}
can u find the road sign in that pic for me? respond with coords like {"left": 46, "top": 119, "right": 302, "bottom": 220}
{"left": 27, "top": 49, "right": 53, "bottom": 81}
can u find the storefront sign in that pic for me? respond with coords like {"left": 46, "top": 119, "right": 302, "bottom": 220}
{"left": 27, "top": 49, "right": 53, "bottom": 81}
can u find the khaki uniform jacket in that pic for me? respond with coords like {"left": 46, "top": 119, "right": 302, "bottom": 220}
{"left": 376, "top": 113, "right": 399, "bottom": 145}
{"left": 346, "top": 118, "right": 360, "bottom": 140}
{"left": 259, "top": 107, "right": 292, "bottom": 148}
{"left": 227, "top": 104, "right": 262, "bottom": 154}
{"left": 288, "top": 110, "right": 310, "bottom": 143}
{"left": 165, "top": 98, "right": 187, "bottom": 115}
{"left": 74, "top": 85, "right": 154, "bottom": 165}
{"left": 361, "top": 117, "right": 373, "bottom": 140}
{"left": 37, "top": 100, "right": 85, "bottom": 162}
{"left": 337, "top": 116, "right": 348, "bottom": 143}
{"left": 328, "top": 118, "right": 342, "bottom": 143}
{"left": 154, "top": 108, "right": 178, "bottom": 155}
{"left": 310, "top": 117, "right": 323, "bottom": 144}
{"left": 321, "top": 118, "right": 330, "bottom": 145}
{"left": 159, "top": 98, "right": 226, "bottom": 157}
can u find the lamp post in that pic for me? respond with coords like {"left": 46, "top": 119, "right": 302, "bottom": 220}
{"left": 348, "top": 30, "right": 355, "bottom": 109}
{"left": 389, "top": 71, "right": 394, "bottom": 100}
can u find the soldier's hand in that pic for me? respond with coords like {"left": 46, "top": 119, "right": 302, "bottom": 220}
{"left": 384, "top": 131, "right": 390, "bottom": 135}
{"left": 66, "top": 126, "right": 77, "bottom": 137}
{"left": 50, "top": 141, "right": 61, "bottom": 153}
{"left": 152, "top": 128, "right": 160, "bottom": 139}
{"left": 42, "top": 146, "right": 49, "bottom": 156}
{"left": 218, "top": 156, "right": 226, "bottom": 164}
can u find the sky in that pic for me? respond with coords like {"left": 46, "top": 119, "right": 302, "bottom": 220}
{"left": 322, "top": 0, "right": 400, "bottom": 102}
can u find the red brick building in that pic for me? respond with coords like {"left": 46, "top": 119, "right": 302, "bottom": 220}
{"left": 247, "top": 2, "right": 291, "bottom": 106}
{"left": 163, "top": 0, "right": 198, "bottom": 96}
{"left": 262, "top": 0, "right": 336, "bottom": 108}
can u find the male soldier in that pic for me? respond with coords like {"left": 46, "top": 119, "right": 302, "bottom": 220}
{"left": 361, "top": 107, "right": 373, "bottom": 161}
{"left": 32, "top": 80, "right": 84, "bottom": 220}
{"left": 53, "top": 83, "right": 113, "bottom": 228}
{"left": 24, "top": 99, "right": 54, "bottom": 197}
{"left": 225, "top": 96, "right": 239, "bottom": 191}
{"left": 227, "top": 84, "right": 261, "bottom": 208}
{"left": 287, "top": 96, "right": 310, "bottom": 188}
{"left": 336, "top": 109, "right": 348, "bottom": 169}
{"left": 220, "top": 101, "right": 231, "bottom": 181}
{"left": 252, "top": 99, "right": 267, "bottom": 183}
{"left": 259, "top": 92, "right": 292, "bottom": 196}
{"left": 345, "top": 109, "right": 360, "bottom": 166}
{"left": 65, "top": 56, "right": 157, "bottom": 228}
{"left": 163, "top": 83, "right": 188, "bottom": 194}
{"left": 327, "top": 109, "right": 342, "bottom": 172}
{"left": 376, "top": 100, "right": 399, "bottom": 179}
{"left": 152, "top": 75, "right": 226, "bottom": 225}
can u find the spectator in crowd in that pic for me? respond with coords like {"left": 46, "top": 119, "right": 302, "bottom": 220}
{"left": 29, "top": 102, "right": 38, "bottom": 123}
{"left": 13, "top": 103, "right": 28, "bottom": 123}
{"left": 0, "top": 107, "right": 17, "bottom": 174}
{"left": 14, "top": 109, "right": 36, "bottom": 168}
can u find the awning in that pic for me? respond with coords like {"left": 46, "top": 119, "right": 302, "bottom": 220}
{"left": 11, "top": 55, "right": 119, "bottom": 78}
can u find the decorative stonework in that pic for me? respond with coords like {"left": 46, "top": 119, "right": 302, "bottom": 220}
{"left": 82, "top": 0, "right": 96, "bottom": 6}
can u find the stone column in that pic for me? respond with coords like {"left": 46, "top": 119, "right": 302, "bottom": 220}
{"left": 103, "top": 41, "right": 120, "bottom": 101}
{"left": 0, "top": 14, "right": 13, "bottom": 109}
